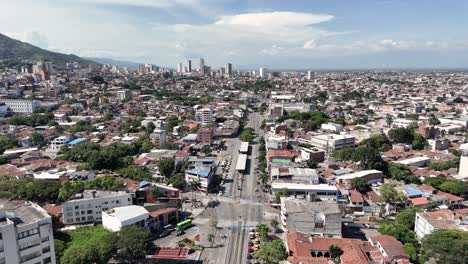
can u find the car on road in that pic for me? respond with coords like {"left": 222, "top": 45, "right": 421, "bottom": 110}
{"left": 159, "top": 229, "right": 172, "bottom": 238}
{"left": 248, "top": 241, "right": 254, "bottom": 246}
{"left": 176, "top": 230, "right": 185, "bottom": 236}
{"left": 249, "top": 232, "right": 255, "bottom": 239}
{"left": 253, "top": 238, "right": 260, "bottom": 245}
{"left": 247, "top": 246, "right": 254, "bottom": 253}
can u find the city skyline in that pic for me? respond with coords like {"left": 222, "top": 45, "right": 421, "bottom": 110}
{"left": 2, "top": 0, "right": 468, "bottom": 69}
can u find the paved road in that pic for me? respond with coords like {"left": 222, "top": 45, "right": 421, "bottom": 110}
{"left": 198, "top": 111, "right": 266, "bottom": 264}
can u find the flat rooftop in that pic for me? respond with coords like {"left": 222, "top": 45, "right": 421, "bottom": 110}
{"left": 0, "top": 199, "right": 49, "bottom": 227}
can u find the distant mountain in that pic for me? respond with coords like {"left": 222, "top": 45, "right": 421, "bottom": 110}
{"left": 0, "top": 32, "right": 96, "bottom": 65}
{"left": 87, "top": 57, "right": 140, "bottom": 70}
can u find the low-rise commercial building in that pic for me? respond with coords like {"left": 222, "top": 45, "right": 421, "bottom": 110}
{"left": 280, "top": 198, "right": 342, "bottom": 237}
{"left": 102, "top": 205, "right": 149, "bottom": 232}
{"left": 62, "top": 190, "right": 134, "bottom": 225}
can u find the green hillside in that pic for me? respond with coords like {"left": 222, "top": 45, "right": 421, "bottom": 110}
{"left": 0, "top": 33, "right": 95, "bottom": 65}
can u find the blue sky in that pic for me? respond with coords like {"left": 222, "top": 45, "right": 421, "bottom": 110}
{"left": 1, "top": 0, "right": 468, "bottom": 69}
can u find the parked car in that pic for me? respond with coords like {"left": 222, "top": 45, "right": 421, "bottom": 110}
{"left": 247, "top": 246, "right": 254, "bottom": 253}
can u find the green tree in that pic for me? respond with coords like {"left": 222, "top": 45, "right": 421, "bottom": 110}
{"left": 164, "top": 115, "right": 179, "bottom": 133}
{"left": 188, "top": 180, "right": 202, "bottom": 202}
{"left": 428, "top": 114, "right": 440, "bottom": 126}
{"left": 255, "top": 239, "right": 288, "bottom": 264}
{"left": 350, "top": 178, "right": 370, "bottom": 193}
{"left": 167, "top": 174, "right": 187, "bottom": 190}
{"left": 395, "top": 207, "right": 418, "bottom": 230}
{"left": 403, "top": 243, "right": 419, "bottom": 263}
{"left": 360, "top": 134, "right": 392, "bottom": 151}
{"left": 378, "top": 222, "right": 418, "bottom": 245}
{"left": 201, "top": 145, "right": 212, "bottom": 156}
{"left": 270, "top": 219, "right": 279, "bottom": 231}
{"left": 29, "top": 132, "right": 45, "bottom": 146}
{"left": 145, "top": 122, "right": 156, "bottom": 134}
{"left": 275, "top": 188, "right": 292, "bottom": 203}
{"left": 439, "top": 179, "right": 466, "bottom": 196}
{"left": 333, "top": 147, "right": 354, "bottom": 161}
{"left": 0, "top": 136, "right": 18, "bottom": 154}
{"left": 306, "top": 160, "right": 318, "bottom": 169}
{"left": 255, "top": 224, "right": 270, "bottom": 240}
{"left": 151, "top": 188, "right": 166, "bottom": 199}
{"left": 388, "top": 163, "right": 421, "bottom": 184}
{"left": 207, "top": 233, "right": 215, "bottom": 247}
{"left": 329, "top": 245, "right": 344, "bottom": 263}
{"left": 114, "top": 226, "right": 152, "bottom": 262}
{"left": 61, "top": 244, "right": 102, "bottom": 264}
{"left": 380, "top": 183, "right": 404, "bottom": 205}
{"left": 411, "top": 134, "right": 427, "bottom": 150}
{"left": 159, "top": 158, "right": 175, "bottom": 177}
{"left": 420, "top": 229, "right": 468, "bottom": 264}
{"left": 388, "top": 127, "right": 414, "bottom": 144}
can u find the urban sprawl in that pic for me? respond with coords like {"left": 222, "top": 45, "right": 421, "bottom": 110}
{"left": 0, "top": 59, "right": 467, "bottom": 264}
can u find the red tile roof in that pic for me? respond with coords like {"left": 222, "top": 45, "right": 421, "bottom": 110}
{"left": 267, "top": 149, "right": 294, "bottom": 159}
{"left": 411, "top": 197, "right": 429, "bottom": 206}
{"left": 349, "top": 190, "right": 364, "bottom": 203}
{"left": 287, "top": 232, "right": 383, "bottom": 264}
{"left": 370, "top": 235, "right": 408, "bottom": 260}
{"left": 149, "top": 207, "right": 178, "bottom": 218}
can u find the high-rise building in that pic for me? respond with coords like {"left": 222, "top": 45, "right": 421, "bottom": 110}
{"left": 188, "top": 60, "right": 192, "bottom": 72}
{"left": 259, "top": 67, "right": 268, "bottom": 78}
{"left": 307, "top": 70, "right": 313, "bottom": 80}
{"left": 195, "top": 108, "right": 213, "bottom": 125}
{"left": 459, "top": 152, "right": 468, "bottom": 178}
{"left": 177, "top": 63, "right": 183, "bottom": 73}
{"left": 0, "top": 200, "right": 57, "bottom": 264}
{"left": 199, "top": 58, "right": 205, "bottom": 74}
{"left": 225, "top": 63, "right": 232, "bottom": 76}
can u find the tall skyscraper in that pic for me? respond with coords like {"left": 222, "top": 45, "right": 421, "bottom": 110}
{"left": 188, "top": 60, "right": 192, "bottom": 72}
{"left": 225, "top": 63, "right": 232, "bottom": 76}
{"left": 177, "top": 63, "right": 183, "bottom": 73}
{"left": 307, "top": 70, "right": 313, "bottom": 80}
{"left": 259, "top": 67, "right": 268, "bottom": 78}
{"left": 199, "top": 58, "right": 205, "bottom": 73}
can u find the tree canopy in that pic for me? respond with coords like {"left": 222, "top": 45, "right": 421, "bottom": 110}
{"left": 379, "top": 183, "right": 405, "bottom": 205}
{"left": 421, "top": 229, "right": 468, "bottom": 264}
{"left": 255, "top": 239, "right": 288, "bottom": 264}
{"left": 350, "top": 178, "right": 370, "bottom": 193}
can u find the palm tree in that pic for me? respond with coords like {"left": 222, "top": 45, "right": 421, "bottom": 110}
{"left": 329, "top": 245, "right": 343, "bottom": 263}
{"left": 188, "top": 180, "right": 202, "bottom": 206}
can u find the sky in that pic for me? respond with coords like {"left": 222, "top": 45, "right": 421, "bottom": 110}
{"left": 1, "top": 0, "right": 468, "bottom": 69}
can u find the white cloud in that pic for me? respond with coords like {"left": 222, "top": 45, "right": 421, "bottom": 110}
{"left": 0, "top": 0, "right": 466, "bottom": 68}
{"left": 215, "top": 12, "right": 333, "bottom": 28}
{"left": 76, "top": 0, "right": 201, "bottom": 8}
{"left": 6, "top": 31, "right": 49, "bottom": 49}
{"left": 260, "top": 45, "right": 284, "bottom": 56}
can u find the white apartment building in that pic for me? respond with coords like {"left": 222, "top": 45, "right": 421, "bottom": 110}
{"left": 321, "top": 122, "right": 344, "bottom": 133}
{"left": 0, "top": 99, "right": 40, "bottom": 114}
{"left": 62, "top": 190, "right": 133, "bottom": 225}
{"left": 0, "top": 200, "right": 56, "bottom": 264}
{"left": 391, "top": 118, "right": 417, "bottom": 128}
{"left": 307, "top": 134, "right": 355, "bottom": 155}
{"left": 116, "top": 90, "right": 131, "bottom": 101}
{"left": 195, "top": 108, "right": 213, "bottom": 125}
{"left": 102, "top": 205, "right": 149, "bottom": 232}
{"left": 259, "top": 67, "right": 268, "bottom": 78}
{"left": 415, "top": 210, "right": 468, "bottom": 239}
{"left": 150, "top": 129, "right": 166, "bottom": 148}
{"left": 458, "top": 153, "right": 468, "bottom": 179}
